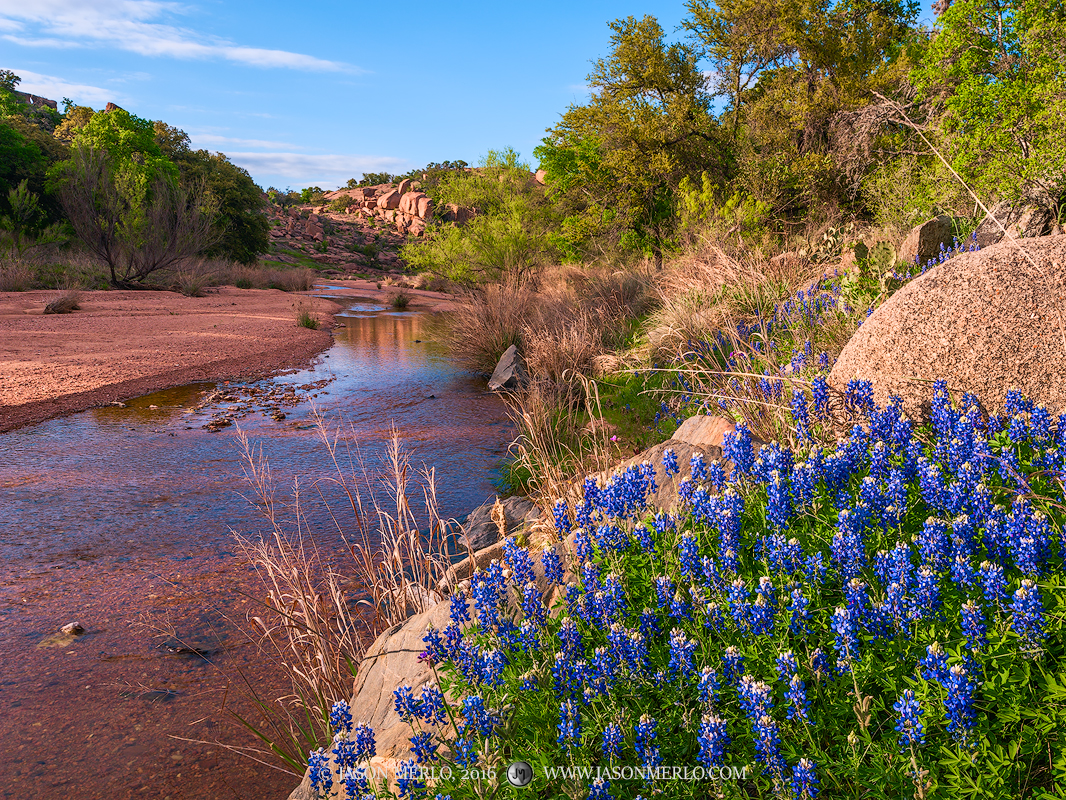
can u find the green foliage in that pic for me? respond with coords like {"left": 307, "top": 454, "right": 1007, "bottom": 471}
{"left": 0, "top": 71, "right": 61, "bottom": 132}
{"left": 912, "top": 0, "right": 1066, "bottom": 203}
{"left": 155, "top": 123, "right": 269, "bottom": 264}
{"left": 403, "top": 149, "right": 560, "bottom": 286}
{"left": 300, "top": 186, "right": 326, "bottom": 204}
{"left": 536, "top": 15, "right": 729, "bottom": 264}
{"left": 678, "top": 173, "right": 771, "bottom": 239}
{"left": 346, "top": 173, "right": 395, "bottom": 188}
{"left": 0, "top": 179, "right": 66, "bottom": 259}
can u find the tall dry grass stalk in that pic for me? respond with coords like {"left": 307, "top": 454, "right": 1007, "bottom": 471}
{"left": 504, "top": 374, "right": 617, "bottom": 519}
{"left": 231, "top": 414, "right": 460, "bottom": 759}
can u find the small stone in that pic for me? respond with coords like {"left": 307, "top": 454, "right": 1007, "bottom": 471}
{"left": 61, "top": 622, "right": 84, "bottom": 635}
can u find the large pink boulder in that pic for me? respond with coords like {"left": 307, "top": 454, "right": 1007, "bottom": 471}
{"left": 829, "top": 235, "right": 1066, "bottom": 418}
{"left": 398, "top": 191, "right": 427, "bottom": 216}
{"left": 416, "top": 195, "right": 433, "bottom": 220}
{"left": 376, "top": 189, "right": 401, "bottom": 210}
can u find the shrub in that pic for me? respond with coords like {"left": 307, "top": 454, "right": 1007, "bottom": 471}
{"left": 310, "top": 384, "right": 1066, "bottom": 799}
{"left": 390, "top": 289, "right": 411, "bottom": 310}
{"left": 43, "top": 290, "right": 80, "bottom": 314}
{"left": 295, "top": 302, "right": 320, "bottom": 329}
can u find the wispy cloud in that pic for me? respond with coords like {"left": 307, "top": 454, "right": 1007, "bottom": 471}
{"left": 191, "top": 133, "right": 304, "bottom": 150}
{"left": 225, "top": 152, "right": 411, "bottom": 189}
{"left": 227, "top": 153, "right": 411, "bottom": 187}
{"left": 9, "top": 68, "right": 118, "bottom": 105}
{"left": 0, "top": 0, "right": 359, "bottom": 72}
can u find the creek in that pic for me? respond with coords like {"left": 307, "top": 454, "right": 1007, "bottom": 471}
{"left": 0, "top": 294, "right": 514, "bottom": 800}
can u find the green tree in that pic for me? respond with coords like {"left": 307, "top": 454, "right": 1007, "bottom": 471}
{"left": 154, "top": 122, "right": 269, "bottom": 264}
{"left": 686, "top": 0, "right": 919, "bottom": 212}
{"left": 535, "top": 15, "right": 728, "bottom": 265}
{"left": 912, "top": 0, "right": 1066, "bottom": 205}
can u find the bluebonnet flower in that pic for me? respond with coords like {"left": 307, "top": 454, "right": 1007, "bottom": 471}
{"left": 913, "top": 566, "right": 941, "bottom": 621}
{"left": 698, "top": 666, "right": 721, "bottom": 707}
{"left": 844, "top": 379, "right": 874, "bottom": 415}
{"left": 394, "top": 759, "right": 425, "bottom": 798}
{"left": 678, "top": 532, "right": 700, "bottom": 581}
{"left": 558, "top": 700, "right": 581, "bottom": 749}
{"left": 701, "top": 555, "right": 722, "bottom": 591}
{"left": 519, "top": 670, "right": 537, "bottom": 691}
{"left": 766, "top": 470, "right": 793, "bottom": 531}
{"left": 809, "top": 648, "right": 831, "bottom": 681}
{"left": 753, "top": 714, "right": 786, "bottom": 774}
{"left": 452, "top": 736, "right": 477, "bottom": 768}
{"left": 944, "top": 664, "right": 976, "bottom": 745}
{"left": 449, "top": 590, "right": 471, "bottom": 626}
{"left": 668, "top": 628, "right": 697, "bottom": 680}
{"left": 727, "top": 578, "right": 751, "bottom": 628}
{"left": 707, "top": 460, "right": 726, "bottom": 491}
{"left": 409, "top": 731, "right": 438, "bottom": 764}
{"left": 393, "top": 685, "right": 421, "bottom": 722}
{"left": 811, "top": 377, "right": 830, "bottom": 419}
{"left": 463, "top": 695, "right": 495, "bottom": 738}
{"left": 332, "top": 737, "right": 358, "bottom": 771}
{"left": 792, "top": 758, "right": 819, "bottom": 799}
{"left": 691, "top": 451, "right": 707, "bottom": 482}
{"left": 587, "top": 778, "right": 612, "bottom": 799}
{"left": 775, "top": 651, "right": 799, "bottom": 680}
{"left": 541, "top": 548, "right": 564, "bottom": 586}
{"left": 950, "top": 553, "right": 976, "bottom": 591}
{"left": 791, "top": 390, "right": 812, "bottom": 444}
{"left": 697, "top": 714, "right": 729, "bottom": 768}
{"left": 751, "top": 594, "right": 775, "bottom": 636}
{"left": 552, "top": 498, "right": 571, "bottom": 538}
{"left": 791, "top": 461, "right": 817, "bottom": 510}
{"left": 978, "top": 561, "right": 1006, "bottom": 610}
{"left": 703, "top": 601, "right": 725, "bottom": 632}
{"left": 602, "top": 722, "right": 623, "bottom": 761}
{"left": 662, "top": 447, "right": 679, "bottom": 476}
{"left": 723, "top": 646, "right": 745, "bottom": 684}
{"left": 723, "top": 424, "right": 756, "bottom": 476}
{"left": 329, "top": 700, "right": 353, "bottom": 735}
{"left": 785, "top": 673, "right": 811, "bottom": 722}
{"left": 634, "top": 714, "right": 661, "bottom": 769}
{"left": 919, "top": 642, "right": 947, "bottom": 683}
{"left": 830, "top": 608, "right": 858, "bottom": 673}
{"left": 478, "top": 647, "right": 507, "bottom": 687}
{"left": 419, "top": 686, "right": 446, "bottom": 725}
{"left": 961, "top": 600, "right": 986, "bottom": 651}
{"left": 893, "top": 690, "right": 925, "bottom": 750}
{"left": 788, "top": 588, "right": 811, "bottom": 635}
{"left": 916, "top": 518, "right": 950, "bottom": 572}
{"left": 308, "top": 748, "right": 333, "bottom": 795}
{"left": 1011, "top": 580, "right": 1046, "bottom": 653}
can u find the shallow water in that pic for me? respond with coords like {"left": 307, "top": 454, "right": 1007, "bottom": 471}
{"left": 0, "top": 296, "right": 513, "bottom": 799}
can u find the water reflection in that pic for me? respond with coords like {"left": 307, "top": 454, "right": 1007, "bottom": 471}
{"left": 0, "top": 299, "right": 513, "bottom": 800}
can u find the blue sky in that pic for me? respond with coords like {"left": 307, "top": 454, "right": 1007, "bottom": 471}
{"left": 1, "top": 0, "right": 693, "bottom": 190}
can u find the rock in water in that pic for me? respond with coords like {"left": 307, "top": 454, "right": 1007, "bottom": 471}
{"left": 487, "top": 344, "right": 526, "bottom": 391}
{"left": 829, "top": 234, "right": 1066, "bottom": 420}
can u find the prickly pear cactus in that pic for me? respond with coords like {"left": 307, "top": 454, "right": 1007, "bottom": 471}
{"left": 851, "top": 241, "right": 870, "bottom": 263}
{"left": 869, "top": 240, "right": 897, "bottom": 273}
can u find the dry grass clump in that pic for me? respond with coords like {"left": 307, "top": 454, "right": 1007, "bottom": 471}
{"left": 449, "top": 265, "right": 654, "bottom": 380}
{"left": 43, "top": 290, "right": 81, "bottom": 314}
{"left": 647, "top": 244, "right": 820, "bottom": 362}
{"left": 267, "top": 267, "right": 316, "bottom": 293}
{"left": 233, "top": 421, "right": 459, "bottom": 769}
{"left": 0, "top": 261, "right": 34, "bottom": 292}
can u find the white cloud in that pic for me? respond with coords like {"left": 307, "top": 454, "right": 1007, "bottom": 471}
{"left": 225, "top": 152, "right": 411, "bottom": 189}
{"left": 8, "top": 68, "right": 118, "bottom": 105}
{"left": 191, "top": 133, "right": 304, "bottom": 150}
{"left": 0, "top": 0, "right": 359, "bottom": 72}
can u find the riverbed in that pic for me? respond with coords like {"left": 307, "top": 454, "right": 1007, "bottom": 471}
{"left": 0, "top": 295, "right": 513, "bottom": 799}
